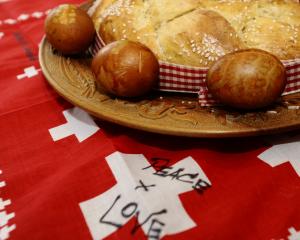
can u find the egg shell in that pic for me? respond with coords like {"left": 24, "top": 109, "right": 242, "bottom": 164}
{"left": 91, "top": 40, "right": 159, "bottom": 98}
{"left": 207, "top": 49, "right": 287, "bottom": 109}
{"left": 45, "top": 4, "right": 95, "bottom": 55}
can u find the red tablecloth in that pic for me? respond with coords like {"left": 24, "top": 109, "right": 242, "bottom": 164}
{"left": 0, "top": 1, "right": 300, "bottom": 239}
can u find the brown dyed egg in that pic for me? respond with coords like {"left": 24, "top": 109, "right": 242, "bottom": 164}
{"left": 91, "top": 40, "right": 159, "bottom": 98}
{"left": 207, "top": 49, "right": 287, "bottom": 109}
{"left": 45, "top": 4, "right": 95, "bottom": 55}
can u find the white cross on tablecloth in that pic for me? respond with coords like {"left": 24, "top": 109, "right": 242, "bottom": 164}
{"left": 258, "top": 135, "right": 300, "bottom": 177}
{"left": 80, "top": 152, "right": 211, "bottom": 239}
{"left": 17, "top": 66, "right": 41, "bottom": 80}
{"left": 49, "top": 107, "right": 100, "bottom": 142}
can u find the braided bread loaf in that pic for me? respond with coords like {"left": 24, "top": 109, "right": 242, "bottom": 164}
{"left": 90, "top": 0, "right": 300, "bottom": 67}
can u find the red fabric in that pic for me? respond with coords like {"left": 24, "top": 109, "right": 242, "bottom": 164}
{"left": 0, "top": 1, "right": 300, "bottom": 240}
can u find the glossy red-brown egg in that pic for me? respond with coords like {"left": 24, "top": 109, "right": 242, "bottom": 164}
{"left": 207, "top": 49, "right": 287, "bottom": 109}
{"left": 45, "top": 4, "right": 95, "bottom": 55}
{"left": 91, "top": 40, "right": 159, "bottom": 97}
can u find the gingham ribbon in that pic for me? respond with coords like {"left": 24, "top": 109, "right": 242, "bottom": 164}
{"left": 91, "top": 33, "right": 300, "bottom": 106}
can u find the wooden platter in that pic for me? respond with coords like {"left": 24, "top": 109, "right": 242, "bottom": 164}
{"left": 39, "top": 37, "right": 300, "bottom": 138}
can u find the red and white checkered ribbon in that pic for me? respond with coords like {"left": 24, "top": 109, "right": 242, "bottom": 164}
{"left": 91, "top": 34, "right": 300, "bottom": 106}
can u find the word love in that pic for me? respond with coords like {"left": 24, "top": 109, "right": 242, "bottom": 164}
{"left": 100, "top": 194, "right": 167, "bottom": 239}
{"left": 143, "top": 157, "right": 211, "bottom": 194}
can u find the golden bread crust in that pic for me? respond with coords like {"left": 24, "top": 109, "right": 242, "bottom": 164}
{"left": 91, "top": 0, "right": 300, "bottom": 67}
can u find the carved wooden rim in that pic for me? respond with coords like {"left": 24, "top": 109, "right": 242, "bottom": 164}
{"left": 39, "top": 35, "right": 300, "bottom": 138}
